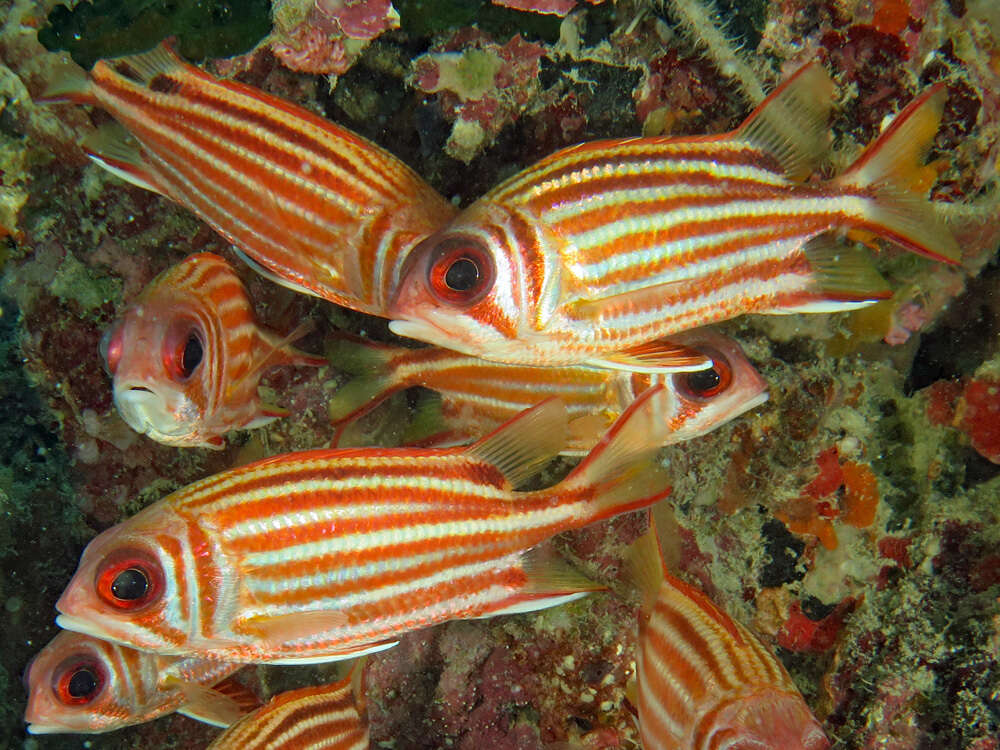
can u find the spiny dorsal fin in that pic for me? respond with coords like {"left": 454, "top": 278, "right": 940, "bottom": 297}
{"left": 467, "top": 398, "right": 568, "bottom": 488}
{"left": 735, "top": 62, "right": 834, "bottom": 182}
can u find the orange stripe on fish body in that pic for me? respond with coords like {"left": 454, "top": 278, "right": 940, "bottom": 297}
{"left": 102, "top": 252, "right": 324, "bottom": 449}
{"left": 387, "top": 63, "right": 960, "bottom": 369}
{"left": 55, "top": 387, "right": 674, "bottom": 664}
{"left": 628, "top": 522, "right": 830, "bottom": 749}
{"left": 41, "top": 42, "right": 456, "bottom": 314}
{"left": 327, "top": 328, "right": 767, "bottom": 454}
{"left": 24, "top": 630, "right": 250, "bottom": 735}
{"left": 207, "top": 670, "right": 367, "bottom": 750}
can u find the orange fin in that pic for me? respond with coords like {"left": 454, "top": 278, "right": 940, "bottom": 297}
{"left": 467, "top": 397, "right": 568, "bottom": 488}
{"left": 561, "top": 385, "right": 673, "bottom": 522}
{"left": 238, "top": 610, "right": 398, "bottom": 665}
{"left": 768, "top": 234, "right": 892, "bottom": 313}
{"left": 587, "top": 339, "right": 712, "bottom": 374}
{"left": 734, "top": 61, "right": 834, "bottom": 182}
{"left": 326, "top": 336, "right": 402, "bottom": 424}
{"left": 836, "top": 83, "right": 961, "bottom": 264}
{"left": 81, "top": 123, "right": 168, "bottom": 195}
{"left": 479, "top": 544, "right": 603, "bottom": 618}
{"left": 622, "top": 518, "right": 666, "bottom": 620}
{"left": 209, "top": 675, "right": 262, "bottom": 715}
{"left": 174, "top": 682, "right": 250, "bottom": 728}
{"left": 36, "top": 61, "right": 93, "bottom": 104}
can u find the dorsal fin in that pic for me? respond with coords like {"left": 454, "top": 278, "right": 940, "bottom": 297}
{"left": 466, "top": 398, "right": 568, "bottom": 488}
{"left": 734, "top": 62, "right": 834, "bottom": 182}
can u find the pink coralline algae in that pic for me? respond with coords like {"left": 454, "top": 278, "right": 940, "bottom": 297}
{"left": 270, "top": 0, "right": 400, "bottom": 75}
{"left": 411, "top": 30, "right": 547, "bottom": 162}
{"left": 490, "top": 0, "right": 605, "bottom": 16}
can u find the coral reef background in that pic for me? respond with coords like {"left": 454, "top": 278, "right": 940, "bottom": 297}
{"left": 1, "top": 0, "right": 999, "bottom": 748}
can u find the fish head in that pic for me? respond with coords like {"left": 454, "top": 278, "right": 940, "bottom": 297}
{"left": 24, "top": 630, "right": 161, "bottom": 734}
{"left": 102, "top": 254, "right": 240, "bottom": 447}
{"left": 643, "top": 328, "right": 769, "bottom": 443}
{"left": 704, "top": 687, "right": 830, "bottom": 749}
{"left": 55, "top": 503, "right": 194, "bottom": 654}
{"left": 387, "top": 203, "right": 537, "bottom": 361}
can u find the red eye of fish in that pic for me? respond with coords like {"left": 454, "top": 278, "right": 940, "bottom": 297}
{"left": 426, "top": 238, "right": 495, "bottom": 307}
{"left": 674, "top": 348, "right": 733, "bottom": 400}
{"left": 162, "top": 320, "right": 204, "bottom": 381}
{"left": 53, "top": 657, "right": 105, "bottom": 706}
{"left": 95, "top": 548, "right": 163, "bottom": 611}
{"left": 100, "top": 324, "right": 124, "bottom": 375}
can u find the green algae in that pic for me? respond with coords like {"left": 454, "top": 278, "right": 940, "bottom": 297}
{"left": 38, "top": 0, "right": 271, "bottom": 68}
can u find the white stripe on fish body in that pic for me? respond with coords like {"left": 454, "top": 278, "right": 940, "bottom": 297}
{"left": 104, "top": 75, "right": 404, "bottom": 206}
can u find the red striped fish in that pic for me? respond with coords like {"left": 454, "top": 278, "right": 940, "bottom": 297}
{"left": 387, "top": 63, "right": 961, "bottom": 369}
{"left": 41, "top": 42, "right": 456, "bottom": 315}
{"left": 629, "top": 520, "right": 830, "bottom": 749}
{"left": 207, "top": 669, "right": 367, "bottom": 750}
{"left": 54, "top": 387, "right": 673, "bottom": 664}
{"left": 102, "top": 252, "right": 325, "bottom": 449}
{"left": 327, "top": 328, "right": 767, "bottom": 454}
{"left": 24, "top": 630, "right": 253, "bottom": 734}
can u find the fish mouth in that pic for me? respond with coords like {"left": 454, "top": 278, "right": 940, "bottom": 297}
{"left": 114, "top": 386, "right": 190, "bottom": 440}
{"left": 54, "top": 613, "right": 119, "bottom": 645}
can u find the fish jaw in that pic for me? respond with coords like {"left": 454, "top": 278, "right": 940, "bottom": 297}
{"left": 113, "top": 382, "right": 202, "bottom": 446}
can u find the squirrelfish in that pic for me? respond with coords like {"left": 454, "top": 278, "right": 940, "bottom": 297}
{"left": 41, "top": 42, "right": 456, "bottom": 315}
{"left": 102, "top": 252, "right": 325, "bottom": 449}
{"left": 24, "top": 629, "right": 254, "bottom": 734}
{"left": 55, "top": 387, "right": 673, "bottom": 664}
{"left": 387, "top": 63, "right": 960, "bottom": 369}
{"left": 327, "top": 328, "right": 767, "bottom": 454}
{"left": 628, "top": 519, "right": 830, "bottom": 749}
{"left": 207, "top": 668, "right": 367, "bottom": 750}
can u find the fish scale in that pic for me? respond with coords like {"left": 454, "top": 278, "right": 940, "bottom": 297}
{"left": 629, "top": 522, "right": 831, "bottom": 749}
{"left": 388, "top": 63, "right": 960, "bottom": 370}
{"left": 56, "top": 387, "right": 674, "bottom": 665}
{"left": 42, "top": 41, "right": 456, "bottom": 315}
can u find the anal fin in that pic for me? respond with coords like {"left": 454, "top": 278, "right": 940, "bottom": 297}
{"left": 82, "top": 123, "right": 168, "bottom": 195}
{"left": 767, "top": 234, "right": 891, "bottom": 314}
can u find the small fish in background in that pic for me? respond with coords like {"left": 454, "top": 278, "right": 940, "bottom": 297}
{"left": 102, "top": 252, "right": 325, "bottom": 449}
{"left": 207, "top": 664, "right": 367, "bottom": 750}
{"left": 24, "top": 629, "right": 254, "bottom": 734}
{"left": 627, "top": 515, "right": 830, "bottom": 750}
{"left": 54, "top": 387, "right": 674, "bottom": 664}
{"left": 387, "top": 63, "right": 961, "bottom": 370}
{"left": 38, "top": 41, "right": 457, "bottom": 315}
{"left": 327, "top": 328, "right": 768, "bottom": 454}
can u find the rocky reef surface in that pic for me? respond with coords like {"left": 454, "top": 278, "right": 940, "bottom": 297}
{"left": 1, "top": 0, "right": 999, "bottom": 748}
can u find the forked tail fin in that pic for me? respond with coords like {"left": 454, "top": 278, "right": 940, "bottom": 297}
{"left": 836, "top": 84, "right": 961, "bottom": 265}
{"left": 561, "top": 385, "right": 673, "bottom": 524}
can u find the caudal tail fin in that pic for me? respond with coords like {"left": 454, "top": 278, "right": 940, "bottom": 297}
{"left": 836, "top": 84, "right": 961, "bottom": 265}
{"left": 561, "top": 385, "right": 673, "bottom": 525}
{"left": 326, "top": 336, "right": 406, "bottom": 425}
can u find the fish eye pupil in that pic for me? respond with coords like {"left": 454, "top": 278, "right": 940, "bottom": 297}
{"left": 181, "top": 333, "right": 203, "bottom": 376}
{"left": 111, "top": 567, "right": 149, "bottom": 601}
{"left": 67, "top": 668, "right": 98, "bottom": 699}
{"left": 444, "top": 257, "right": 480, "bottom": 292}
{"left": 686, "top": 367, "right": 722, "bottom": 394}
